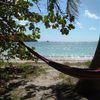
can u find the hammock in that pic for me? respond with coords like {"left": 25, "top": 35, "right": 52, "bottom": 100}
{"left": 19, "top": 41, "right": 100, "bottom": 79}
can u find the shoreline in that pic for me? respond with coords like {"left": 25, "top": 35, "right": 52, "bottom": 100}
{"left": 46, "top": 56, "right": 92, "bottom": 62}
{"left": 5, "top": 56, "right": 93, "bottom": 63}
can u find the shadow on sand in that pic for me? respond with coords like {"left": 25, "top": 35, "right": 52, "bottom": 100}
{"left": 21, "top": 83, "right": 85, "bottom": 100}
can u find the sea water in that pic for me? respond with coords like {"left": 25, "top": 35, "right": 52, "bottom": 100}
{"left": 26, "top": 42, "right": 97, "bottom": 59}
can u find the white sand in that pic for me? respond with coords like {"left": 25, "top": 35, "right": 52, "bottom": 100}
{"left": 7, "top": 56, "right": 92, "bottom": 64}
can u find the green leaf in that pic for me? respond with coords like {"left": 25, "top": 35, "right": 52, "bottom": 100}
{"left": 43, "top": 16, "right": 48, "bottom": 23}
{"left": 69, "top": 24, "right": 75, "bottom": 29}
{"left": 70, "top": 16, "right": 75, "bottom": 22}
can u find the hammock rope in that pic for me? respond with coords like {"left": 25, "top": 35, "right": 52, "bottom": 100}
{"left": 19, "top": 41, "right": 100, "bottom": 79}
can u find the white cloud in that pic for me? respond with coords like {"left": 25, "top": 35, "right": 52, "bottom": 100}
{"left": 85, "top": 10, "right": 100, "bottom": 19}
{"left": 89, "top": 27, "right": 96, "bottom": 31}
{"left": 76, "top": 22, "right": 83, "bottom": 29}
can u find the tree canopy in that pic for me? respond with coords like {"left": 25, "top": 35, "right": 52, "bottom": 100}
{"left": 0, "top": 0, "right": 80, "bottom": 60}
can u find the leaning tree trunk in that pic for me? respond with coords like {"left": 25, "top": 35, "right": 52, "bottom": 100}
{"left": 76, "top": 37, "right": 100, "bottom": 100}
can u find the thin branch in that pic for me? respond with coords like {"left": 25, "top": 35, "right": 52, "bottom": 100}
{"left": 55, "top": 2, "right": 65, "bottom": 15}
{"left": 34, "top": 2, "right": 41, "bottom": 13}
{"left": 1, "top": 16, "right": 16, "bottom": 33}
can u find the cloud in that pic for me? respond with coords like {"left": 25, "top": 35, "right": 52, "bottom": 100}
{"left": 89, "top": 27, "right": 96, "bottom": 31}
{"left": 76, "top": 22, "right": 83, "bottom": 29}
{"left": 85, "top": 10, "right": 100, "bottom": 19}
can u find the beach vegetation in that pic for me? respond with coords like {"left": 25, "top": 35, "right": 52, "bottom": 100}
{"left": 59, "top": 72, "right": 66, "bottom": 79}
{"left": 0, "top": 60, "right": 5, "bottom": 67}
{"left": 83, "top": 61, "right": 91, "bottom": 66}
{"left": 64, "top": 61, "right": 91, "bottom": 66}
{"left": 21, "top": 65, "right": 47, "bottom": 79}
{"left": 0, "top": 62, "right": 47, "bottom": 80}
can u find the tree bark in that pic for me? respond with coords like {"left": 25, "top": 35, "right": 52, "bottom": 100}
{"left": 76, "top": 37, "right": 100, "bottom": 100}
{"left": 90, "top": 37, "right": 100, "bottom": 69}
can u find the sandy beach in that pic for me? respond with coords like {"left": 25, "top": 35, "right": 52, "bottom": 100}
{"left": 0, "top": 56, "right": 90, "bottom": 100}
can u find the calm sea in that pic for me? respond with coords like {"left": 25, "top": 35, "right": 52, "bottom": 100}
{"left": 26, "top": 42, "right": 97, "bottom": 58}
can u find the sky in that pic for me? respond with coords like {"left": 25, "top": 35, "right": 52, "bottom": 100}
{"left": 22, "top": 0, "right": 100, "bottom": 42}
{"left": 38, "top": 0, "right": 100, "bottom": 42}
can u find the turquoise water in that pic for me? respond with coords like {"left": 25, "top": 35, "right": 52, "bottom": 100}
{"left": 26, "top": 42, "right": 97, "bottom": 57}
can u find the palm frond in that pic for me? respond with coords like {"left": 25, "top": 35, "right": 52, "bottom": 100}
{"left": 67, "top": 0, "right": 80, "bottom": 19}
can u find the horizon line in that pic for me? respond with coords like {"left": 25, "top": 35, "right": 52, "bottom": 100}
{"left": 38, "top": 40, "right": 98, "bottom": 42}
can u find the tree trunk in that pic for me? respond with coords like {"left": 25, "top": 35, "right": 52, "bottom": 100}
{"left": 90, "top": 37, "right": 100, "bottom": 69}
{"left": 76, "top": 37, "right": 100, "bottom": 100}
